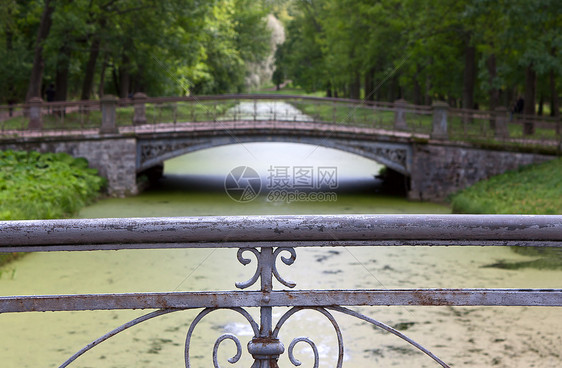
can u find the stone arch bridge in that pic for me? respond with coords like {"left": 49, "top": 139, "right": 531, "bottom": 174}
{"left": 0, "top": 94, "right": 558, "bottom": 201}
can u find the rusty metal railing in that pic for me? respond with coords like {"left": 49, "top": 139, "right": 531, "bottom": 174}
{"left": 1, "top": 214, "right": 561, "bottom": 367}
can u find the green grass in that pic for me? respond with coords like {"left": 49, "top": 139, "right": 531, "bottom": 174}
{"left": 451, "top": 157, "right": 562, "bottom": 269}
{"left": 451, "top": 157, "right": 562, "bottom": 215}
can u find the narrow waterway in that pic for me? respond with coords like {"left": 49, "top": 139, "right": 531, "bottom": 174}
{"left": 1, "top": 121, "right": 560, "bottom": 367}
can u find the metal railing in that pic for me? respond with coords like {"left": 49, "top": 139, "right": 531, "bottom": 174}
{"left": 1, "top": 214, "right": 561, "bottom": 367}
{"left": 1, "top": 95, "right": 560, "bottom": 153}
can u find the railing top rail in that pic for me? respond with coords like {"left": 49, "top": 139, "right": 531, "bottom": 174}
{"left": 2, "top": 94, "right": 559, "bottom": 122}
{"left": 1, "top": 214, "right": 560, "bottom": 368}
{"left": 1, "top": 214, "right": 561, "bottom": 252}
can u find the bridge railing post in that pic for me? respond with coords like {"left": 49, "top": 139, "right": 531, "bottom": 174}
{"left": 393, "top": 99, "right": 408, "bottom": 130}
{"left": 27, "top": 97, "right": 44, "bottom": 130}
{"left": 493, "top": 107, "right": 509, "bottom": 139}
{"left": 133, "top": 92, "right": 147, "bottom": 126}
{"left": 431, "top": 101, "right": 449, "bottom": 139}
{"left": 99, "top": 95, "right": 118, "bottom": 134}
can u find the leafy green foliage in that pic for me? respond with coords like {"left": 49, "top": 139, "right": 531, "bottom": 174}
{"left": 0, "top": 0, "right": 272, "bottom": 103}
{"left": 0, "top": 150, "right": 106, "bottom": 220}
{"left": 276, "top": 0, "right": 562, "bottom": 113}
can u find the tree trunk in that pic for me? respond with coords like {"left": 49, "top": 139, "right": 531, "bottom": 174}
{"left": 25, "top": 0, "right": 55, "bottom": 101}
{"left": 325, "top": 80, "right": 332, "bottom": 98}
{"left": 54, "top": 45, "right": 71, "bottom": 102}
{"left": 5, "top": 17, "right": 16, "bottom": 106}
{"left": 98, "top": 53, "right": 108, "bottom": 97}
{"left": 424, "top": 73, "right": 432, "bottom": 106}
{"left": 388, "top": 75, "right": 399, "bottom": 102}
{"left": 506, "top": 87, "right": 515, "bottom": 111}
{"left": 486, "top": 53, "right": 499, "bottom": 129}
{"left": 524, "top": 64, "right": 536, "bottom": 115}
{"left": 538, "top": 94, "right": 544, "bottom": 116}
{"left": 462, "top": 44, "right": 476, "bottom": 110}
{"left": 364, "top": 67, "right": 375, "bottom": 101}
{"left": 486, "top": 54, "right": 499, "bottom": 110}
{"left": 81, "top": 36, "right": 101, "bottom": 100}
{"left": 349, "top": 72, "right": 360, "bottom": 100}
{"left": 551, "top": 68, "right": 559, "bottom": 118}
{"left": 112, "top": 65, "right": 120, "bottom": 96}
{"left": 523, "top": 64, "right": 536, "bottom": 135}
{"left": 118, "top": 54, "right": 130, "bottom": 98}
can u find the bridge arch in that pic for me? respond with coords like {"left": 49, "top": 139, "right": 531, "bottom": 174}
{"left": 137, "top": 134, "right": 413, "bottom": 176}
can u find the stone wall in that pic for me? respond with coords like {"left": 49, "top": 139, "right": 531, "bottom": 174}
{"left": 0, "top": 137, "right": 138, "bottom": 197}
{"left": 409, "top": 143, "right": 555, "bottom": 202}
{"left": 1, "top": 133, "right": 558, "bottom": 202}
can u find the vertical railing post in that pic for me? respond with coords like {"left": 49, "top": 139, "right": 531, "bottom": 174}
{"left": 493, "top": 107, "right": 509, "bottom": 139}
{"left": 431, "top": 101, "right": 449, "bottom": 139}
{"left": 254, "top": 99, "right": 257, "bottom": 121}
{"left": 132, "top": 92, "right": 147, "bottom": 126}
{"left": 213, "top": 101, "right": 217, "bottom": 122}
{"left": 27, "top": 97, "right": 43, "bottom": 130}
{"left": 247, "top": 247, "right": 284, "bottom": 368}
{"left": 99, "top": 95, "right": 118, "bottom": 134}
{"left": 393, "top": 99, "right": 408, "bottom": 130}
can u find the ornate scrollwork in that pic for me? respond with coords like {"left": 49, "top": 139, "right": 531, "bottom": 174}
{"left": 235, "top": 248, "right": 262, "bottom": 289}
{"left": 328, "top": 306, "right": 450, "bottom": 368}
{"left": 213, "top": 334, "right": 242, "bottom": 368}
{"left": 288, "top": 337, "right": 319, "bottom": 368}
{"left": 185, "top": 307, "right": 259, "bottom": 368}
{"left": 273, "top": 307, "right": 344, "bottom": 368}
{"left": 59, "top": 309, "right": 179, "bottom": 368}
{"left": 235, "top": 247, "right": 297, "bottom": 289}
{"left": 272, "top": 247, "right": 297, "bottom": 288}
{"left": 59, "top": 244, "right": 450, "bottom": 368}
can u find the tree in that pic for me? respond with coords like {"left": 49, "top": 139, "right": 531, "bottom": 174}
{"left": 25, "top": 0, "right": 55, "bottom": 101}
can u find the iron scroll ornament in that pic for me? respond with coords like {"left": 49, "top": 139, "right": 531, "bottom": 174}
{"left": 58, "top": 246, "right": 451, "bottom": 367}
{"left": 58, "top": 305, "right": 450, "bottom": 367}
{"left": 236, "top": 247, "right": 297, "bottom": 289}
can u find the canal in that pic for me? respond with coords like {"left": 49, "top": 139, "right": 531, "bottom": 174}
{"left": 1, "top": 141, "right": 560, "bottom": 367}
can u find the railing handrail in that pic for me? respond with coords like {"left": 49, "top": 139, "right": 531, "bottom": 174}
{"left": 2, "top": 94, "right": 560, "bottom": 121}
{"left": 2, "top": 214, "right": 562, "bottom": 252}
{"left": 1, "top": 214, "right": 561, "bottom": 368}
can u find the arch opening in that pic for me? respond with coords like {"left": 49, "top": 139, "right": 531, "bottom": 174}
{"left": 139, "top": 142, "right": 410, "bottom": 197}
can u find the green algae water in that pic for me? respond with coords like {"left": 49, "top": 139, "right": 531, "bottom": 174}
{"left": 1, "top": 143, "right": 560, "bottom": 368}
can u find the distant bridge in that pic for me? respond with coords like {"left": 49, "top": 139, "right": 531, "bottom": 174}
{"left": 0, "top": 94, "right": 559, "bottom": 200}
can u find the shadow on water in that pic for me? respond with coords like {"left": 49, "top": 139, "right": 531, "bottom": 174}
{"left": 147, "top": 172, "right": 404, "bottom": 196}
{"left": 104, "top": 143, "right": 449, "bottom": 217}
{"left": 483, "top": 246, "right": 562, "bottom": 270}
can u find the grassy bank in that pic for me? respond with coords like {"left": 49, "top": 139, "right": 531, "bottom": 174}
{"left": 451, "top": 157, "right": 562, "bottom": 214}
{"left": 451, "top": 157, "right": 562, "bottom": 269}
{"left": 0, "top": 150, "right": 106, "bottom": 266}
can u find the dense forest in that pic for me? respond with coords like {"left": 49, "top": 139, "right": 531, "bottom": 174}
{"left": 274, "top": 0, "right": 561, "bottom": 115}
{"left": 1, "top": 0, "right": 561, "bottom": 117}
{"left": 0, "top": 0, "right": 273, "bottom": 103}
